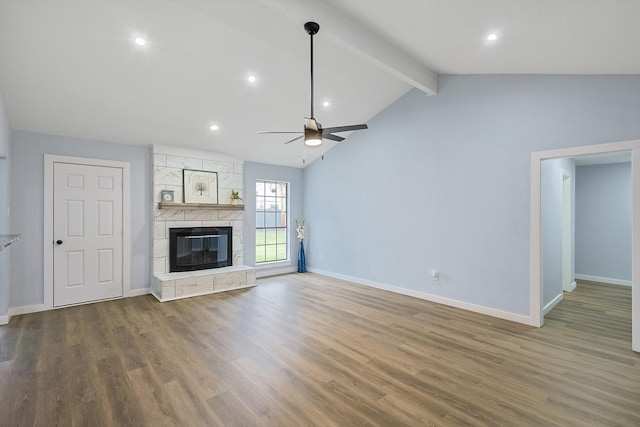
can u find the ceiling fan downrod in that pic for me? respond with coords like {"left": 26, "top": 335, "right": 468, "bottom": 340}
{"left": 304, "top": 22, "right": 320, "bottom": 119}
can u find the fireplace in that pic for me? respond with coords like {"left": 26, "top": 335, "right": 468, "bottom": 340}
{"left": 169, "top": 227, "right": 232, "bottom": 272}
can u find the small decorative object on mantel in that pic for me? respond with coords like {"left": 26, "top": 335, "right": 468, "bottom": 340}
{"left": 183, "top": 169, "right": 218, "bottom": 204}
{"left": 161, "top": 190, "right": 174, "bottom": 203}
{"left": 296, "top": 219, "right": 306, "bottom": 273}
{"left": 230, "top": 189, "right": 243, "bottom": 204}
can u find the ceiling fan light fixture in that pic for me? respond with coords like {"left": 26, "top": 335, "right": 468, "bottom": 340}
{"left": 304, "top": 137, "right": 322, "bottom": 147}
{"left": 304, "top": 129, "right": 322, "bottom": 146}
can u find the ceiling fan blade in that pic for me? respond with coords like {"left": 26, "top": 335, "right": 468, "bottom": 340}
{"left": 321, "top": 124, "right": 368, "bottom": 134}
{"left": 322, "top": 133, "right": 345, "bottom": 142}
{"left": 284, "top": 135, "right": 304, "bottom": 145}
{"left": 305, "top": 118, "right": 319, "bottom": 131}
{"left": 257, "top": 131, "right": 303, "bottom": 134}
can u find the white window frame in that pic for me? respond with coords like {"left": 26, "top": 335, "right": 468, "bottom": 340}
{"left": 255, "top": 179, "right": 289, "bottom": 264}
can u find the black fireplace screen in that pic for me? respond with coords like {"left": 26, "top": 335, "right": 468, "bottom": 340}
{"left": 169, "top": 227, "right": 232, "bottom": 272}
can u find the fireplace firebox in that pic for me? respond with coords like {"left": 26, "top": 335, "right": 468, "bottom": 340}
{"left": 169, "top": 227, "right": 232, "bottom": 272}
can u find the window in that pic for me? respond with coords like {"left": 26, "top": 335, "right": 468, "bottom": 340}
{"left": 255, "top": 180, "right": 288, "bottom": 263}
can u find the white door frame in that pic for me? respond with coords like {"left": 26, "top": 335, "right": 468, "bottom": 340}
{"left": 530, "top": 139, "right": 640, "bottom": 352}
{"left": 560, "top": 169, "right": 575, "bottom": 293}
{"left": 44, "top": 154, "right": 131, "bottom": 309}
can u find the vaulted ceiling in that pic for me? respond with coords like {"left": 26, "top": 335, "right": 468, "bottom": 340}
{"left": 1, "top": 0, "right": 638, "bottom": 167}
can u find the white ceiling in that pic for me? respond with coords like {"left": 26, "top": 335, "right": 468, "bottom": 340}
{"left": 324, "top": 0, "right": 640, "bottom": 75}
{"left": 1, "top": 0, "right": 639, "bottom": 168}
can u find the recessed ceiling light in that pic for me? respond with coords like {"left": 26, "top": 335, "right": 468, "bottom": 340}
{"left": 487, "top": 33, "right": 498, "bottom": 41}
{"left": 134, "top": 36, "right": 146, "bottom": 46}
{"left": 247, "top": 75, "right": 257, "bottom": 83}
{"left": 209, "top": 124, "right": 219, "bottom": 131}
{"left": 322, "top": 101, "right": 331, "bottom": 107}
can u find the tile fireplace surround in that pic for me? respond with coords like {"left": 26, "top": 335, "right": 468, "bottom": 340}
{"left": 151, "top": 144, "right": 255, "bottom": 302}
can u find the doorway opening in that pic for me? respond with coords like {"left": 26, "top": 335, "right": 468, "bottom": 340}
{"left": 530, "top": 139, "right": 640, "bottom": 352}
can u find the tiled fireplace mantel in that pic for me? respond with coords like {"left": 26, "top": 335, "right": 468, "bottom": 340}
{"left": 152, "top": 144, "right": 255, "bottom": 301}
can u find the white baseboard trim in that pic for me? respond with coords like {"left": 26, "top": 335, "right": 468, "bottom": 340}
{"left": 124, "top": 287, "right": 151, "bottom": 297}
{"left": 0, "top": 303, "right": 49, "bottom": 325}
{"left": 0, "top": 287, "right": 152, "bottom": 325}
{"left": 256, "top": 266, "right": 297, "bottom": 278}
{"left": 567, "top": 281, "right": 577, "bottom": 292}
{"left": 543, "top": 293, "right": 564, "bottom": 315}
{"left": 575, "top": 274, "right": 631, "bottom": 287}
{"left": 307, "top": 268, "right": 533, "bottom": 326}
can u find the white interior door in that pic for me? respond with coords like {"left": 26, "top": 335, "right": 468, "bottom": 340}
{"left": 53, "top": 162, "right": 123, "bottom": 306}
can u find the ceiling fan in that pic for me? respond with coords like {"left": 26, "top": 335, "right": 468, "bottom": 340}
{"left": 258, "top": 22, "right": 368, "bottom": 162}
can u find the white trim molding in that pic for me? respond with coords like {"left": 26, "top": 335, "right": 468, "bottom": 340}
{"left": 530, "top": 138, "right": 640, "bottom": 352}
{"left": 0, "top": 303, "right": 49, "bottom": 325}
{"left": 575, "top": 274, "right": 632, "bottom": 287}
{"left": 124, "top": 287, "right": 151, "bottom": 297}
{"left": 0, "top": 290, "right": 151, "bottom": 325}
{"left": 44, "top": 154, "right": 131, "bottom": 310}
{"left": 256, "top": 261, "right": 297, "bottom": 278}
{"left": 543, "top": 293, "right": 564, "bottom": 315}
{"left": 308, "top": 268, "right": 532, "bottom": 326}
{"left": 256, "top": 267, "right": 297, "bottom": 278}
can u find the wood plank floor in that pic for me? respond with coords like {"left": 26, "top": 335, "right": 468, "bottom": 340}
{"left": 0, "top": 274, "right": 638, "bottom": 426}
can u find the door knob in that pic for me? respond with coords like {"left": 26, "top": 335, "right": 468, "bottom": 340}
{"left": 56, "top": 240, "right": 63, "bottom": 245}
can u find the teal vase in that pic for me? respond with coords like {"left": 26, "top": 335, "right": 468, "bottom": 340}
{"left": 297, "top": 241, "right": 306, "bottom": 273}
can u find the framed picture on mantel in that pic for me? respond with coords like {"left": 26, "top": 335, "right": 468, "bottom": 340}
{"left": 183, "top": 169, "right": 218, "bottom": 204}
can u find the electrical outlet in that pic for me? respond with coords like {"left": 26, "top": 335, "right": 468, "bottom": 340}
{"left": 431, "top": 269, "right": 439, "bottom": 281}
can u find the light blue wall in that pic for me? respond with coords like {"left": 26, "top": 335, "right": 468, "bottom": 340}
{"left": 575, "top": 163, "right": 632, "bottom": 282}
{"left": 0, "top": 90, "right": 11, "bottom": 316}
{"left": 9, "top": 130, "right": 152, "bottom": 309}
{"left": 243, "top": 161, "right": 303, "bottom": 276}
{"left": 541, "top": 157, "right": 575, "bottom": 308}
{"left": 303, "top": 75, "right": 640, "bottom": 317}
